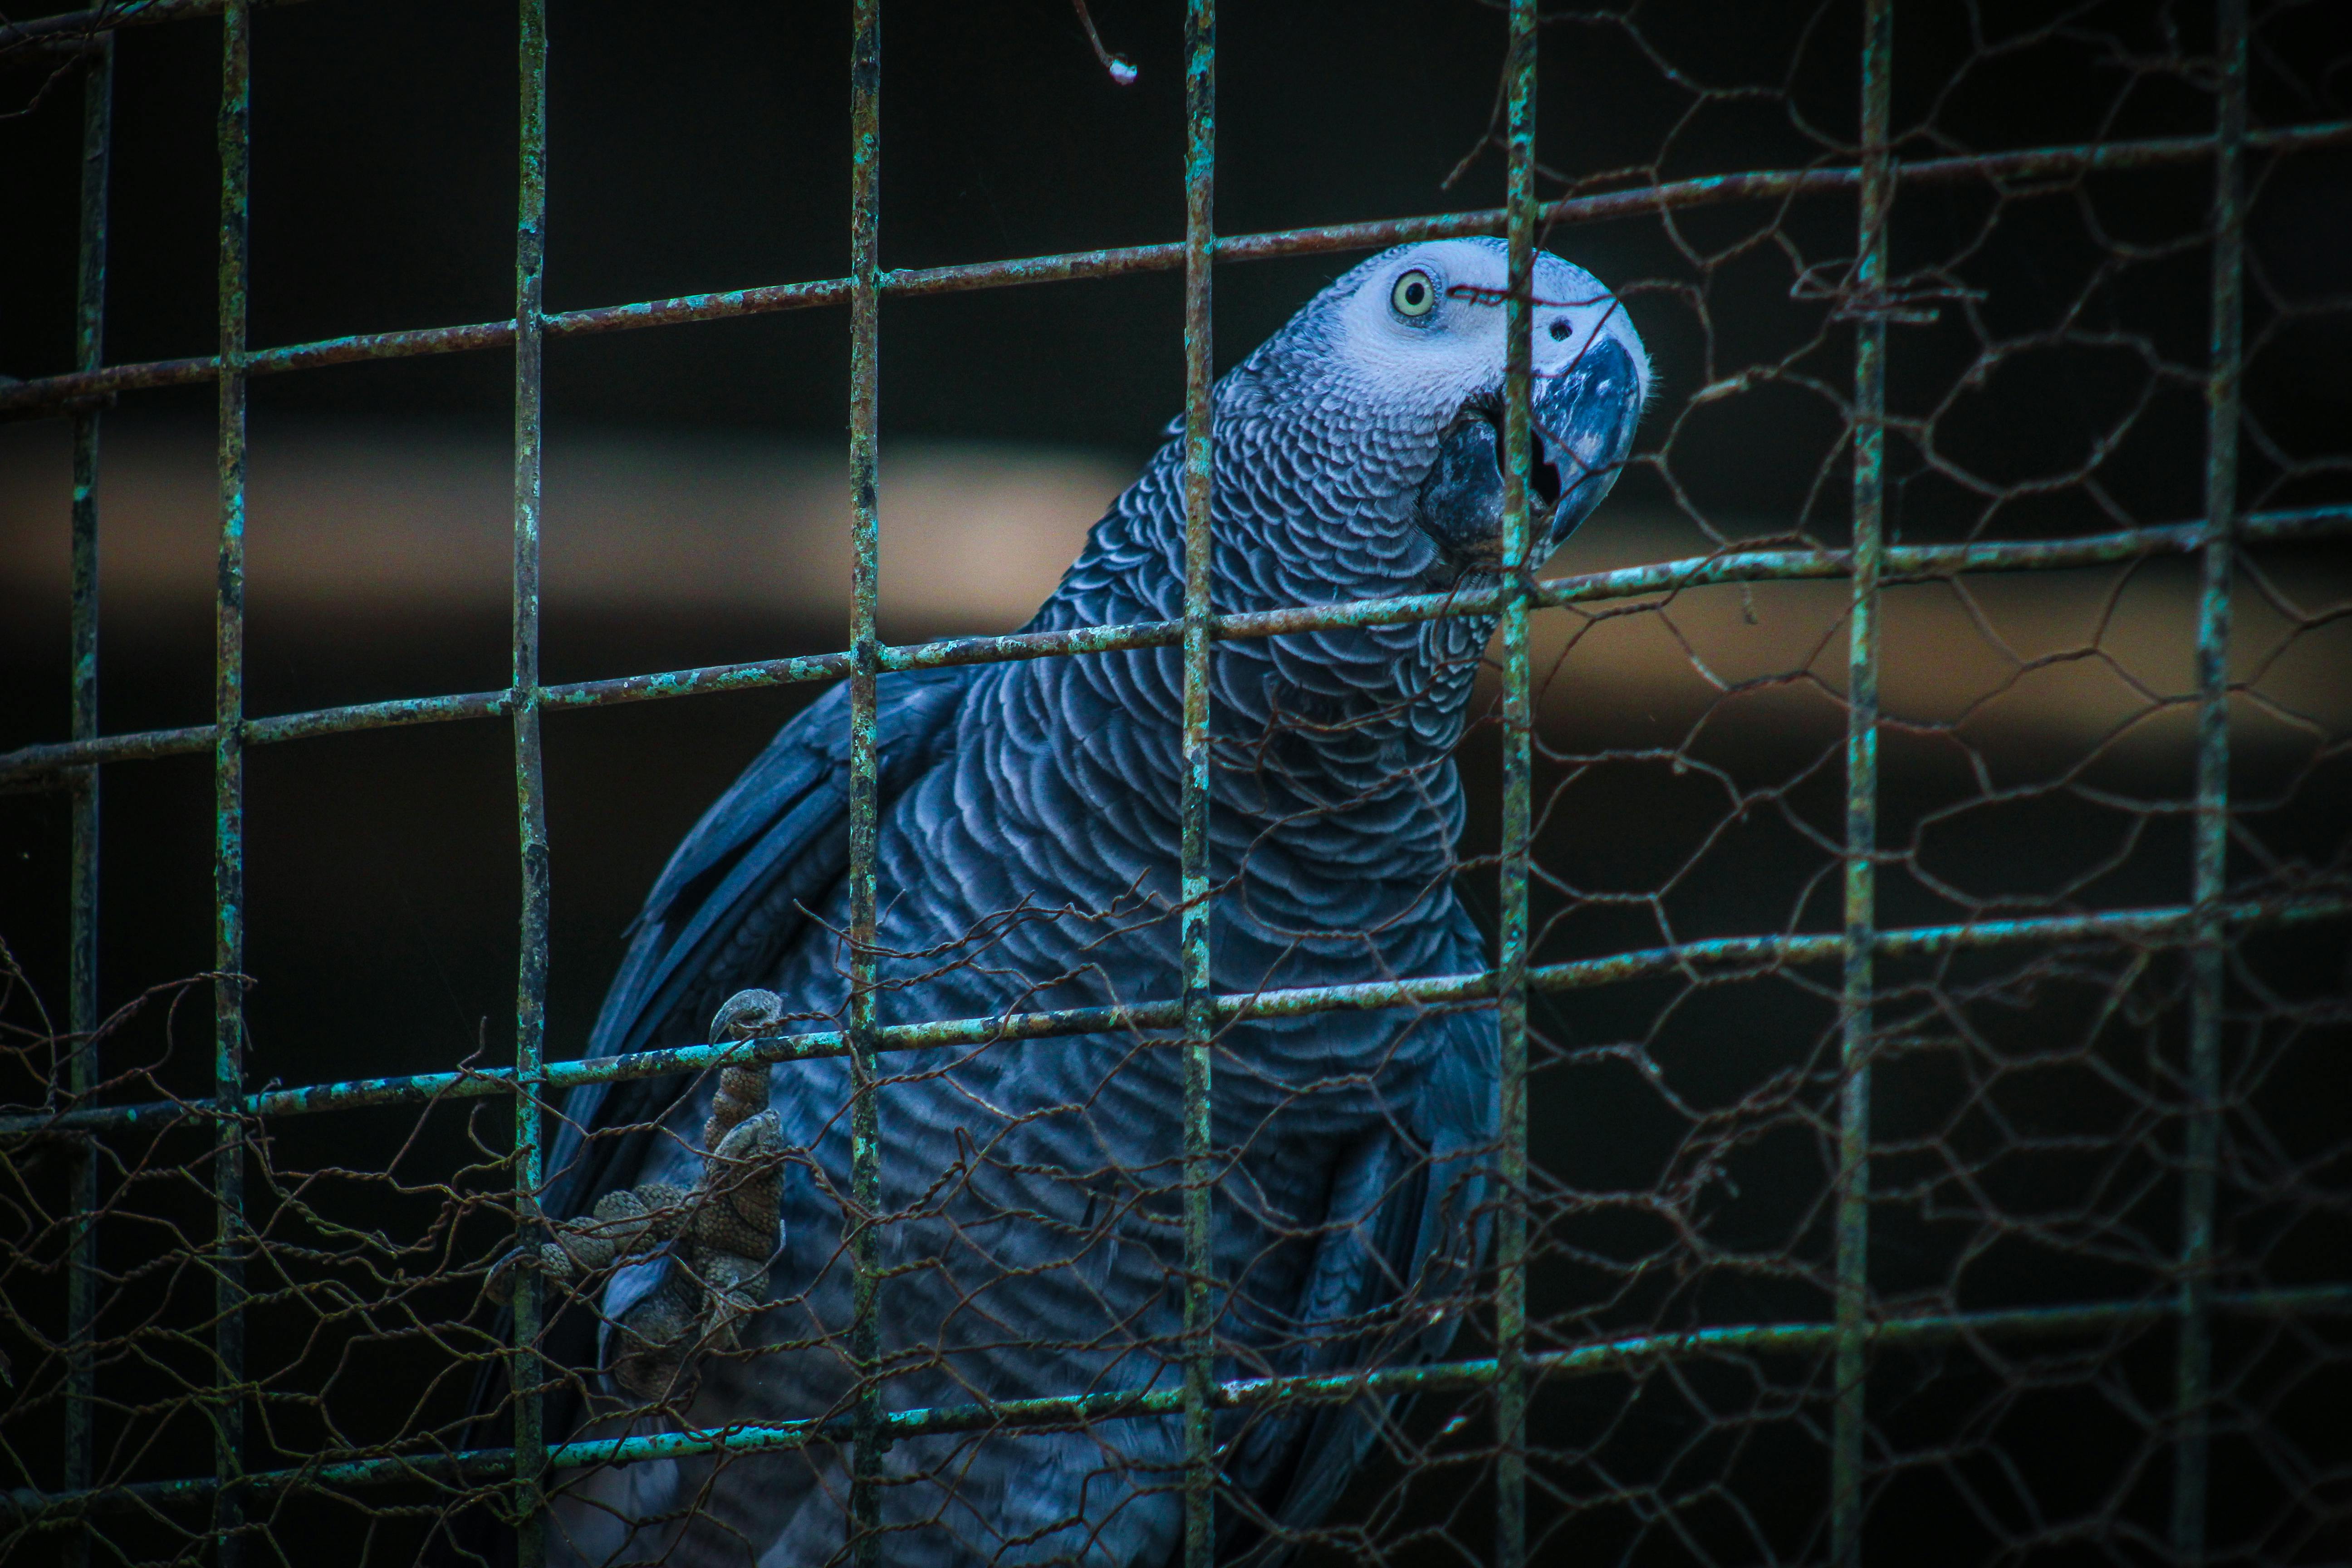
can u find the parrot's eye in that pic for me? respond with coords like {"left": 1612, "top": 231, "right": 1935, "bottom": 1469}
{"left": 1390, "top": 270, "right": 1437, "bottom": 319}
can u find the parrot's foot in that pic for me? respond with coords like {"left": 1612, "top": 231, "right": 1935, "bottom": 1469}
{"left": 483, "top": 989, "right": 792, "bottom": 1404}
{"left": 605, "top": 989, "right": 790, "bottom": 1401}
{"left": 605, "top": 1105, "right": 786, "bottom": 1399}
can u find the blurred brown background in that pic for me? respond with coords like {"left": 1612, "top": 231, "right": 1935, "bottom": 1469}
{"left": 6, "top": 404, "right": 2345, "bottom": 1088}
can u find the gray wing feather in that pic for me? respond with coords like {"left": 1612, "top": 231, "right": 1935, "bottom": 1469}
{"left": 543, "top": 667, "right": 975, "bottom": 1220}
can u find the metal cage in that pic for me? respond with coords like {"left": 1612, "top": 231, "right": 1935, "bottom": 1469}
{"left": 2, "top": 0, "right": 2347, "bottom": 1564}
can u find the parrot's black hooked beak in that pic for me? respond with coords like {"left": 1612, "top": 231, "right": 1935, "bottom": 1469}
{"left": 1414, "top": 335, "right": 1641, "bottom": 579}
{"left": 1533, "top": 334, "right": 1640, "bottom": 545}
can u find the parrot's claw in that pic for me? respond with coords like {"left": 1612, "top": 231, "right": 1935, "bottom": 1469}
{"left": 603, "top": 991, "right": 789, "bottom": 1401}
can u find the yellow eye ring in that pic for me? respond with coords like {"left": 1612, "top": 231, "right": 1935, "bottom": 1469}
{"left": 1390, "top": 269, "right": 1437, "bottom": 318}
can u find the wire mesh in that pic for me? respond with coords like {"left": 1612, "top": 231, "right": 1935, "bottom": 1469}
{"left": 2, "top": 3, "right": 2349, "bottom": 1567}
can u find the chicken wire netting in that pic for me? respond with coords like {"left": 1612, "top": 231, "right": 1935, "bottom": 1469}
{"left": 1, "top": 1, "right": 2349, "bottom": 1566}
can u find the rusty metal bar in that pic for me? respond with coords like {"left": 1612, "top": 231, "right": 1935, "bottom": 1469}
{"left": 1495, "top": 0, "right": 1539, "bottom": 1562}
{"left": 6, "top": 121, "right": 2347, "bottom": 421}
{"left": 1177, "top": 2, "right": 1218, "bottom": 1562}
{"left": 11, "top": 504, "right": 2340, "bottom": 789}
{"left": 6, "top": 899, "right": 2350, "bottom": 1144}
{"left": 210, "top": 5, "right": 252, "bottom": 1560}
{"left": 13, "top": 1284, "right": 2345, "bottom": 1524}
{"left": 845, "top": 0, "right": 886, "bottom": 1557}
{"left": 1832, "top": 4, "right": 1892, "bottom": 1563}
{"left": 1835, "top": 20, "right": 1890, "bottom": 1568}
{"left": 507, "top": 1, "right": 551, "bottom": 1560}
{"left": 2175, "top": 2, "right": 2245, "bottom": 1561}
{"left": 61, "top": 35, "right": 113, "bottom": 1567}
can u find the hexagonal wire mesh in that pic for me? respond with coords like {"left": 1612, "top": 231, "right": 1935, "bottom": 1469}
{"left": 0, "top": 1, "right": 2347, "bottom": 1565}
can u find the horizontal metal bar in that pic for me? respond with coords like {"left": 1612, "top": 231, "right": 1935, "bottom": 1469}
{"left": 9, "top": 1283, "right": 2344, "bottom": 1524}
{"left": 3, "top": 504, "right": 2343, "bottom": 788}
{"left": 0, "top": 0, "right": 313, "bottom": 51}
{"left": 5, "top": 891, "right": 2342, "bottom": 1140}
{"left": 5, "top": 120, "right": 2346, "bottom": 419}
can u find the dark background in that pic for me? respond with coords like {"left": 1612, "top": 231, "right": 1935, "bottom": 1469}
{"left": 2, "top": 1, "right": 2348, "bottom": 1563}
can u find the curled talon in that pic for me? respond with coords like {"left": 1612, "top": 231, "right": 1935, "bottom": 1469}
{"left": 485, "top": 1181, "right": 693, "bottom": 1306}
{"left": 704, "top": 988, "right": 781, "bottom": 1146}
{"left": 709, "top": 988, "right": 785, "bottom": 1045}
{"left": 483, "top": 1239, "right": 581, "bottom": 1304}
{"left": 608, "top": 1266, "right": 703, "bottom": 1397}
{"left": 482, "top": 1244, "right": 534, "bottom": 1305}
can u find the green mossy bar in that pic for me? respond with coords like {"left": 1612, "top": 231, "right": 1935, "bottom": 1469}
{"left": 4, "top": 123, "right": 2348, "bottom": 422}
{"left": 6, "top": 892, "right": 2341, "bottom": 1141}
{"left": 2, "top": 507, "right": 2342, "bottom": 787}
{"left": 10, "top": 1285, "right": 2346, "bottom": 1526}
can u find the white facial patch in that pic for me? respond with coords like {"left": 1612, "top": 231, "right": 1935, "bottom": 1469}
{"left": 1331, "top": 238, "right": 1650, "bottom": 426}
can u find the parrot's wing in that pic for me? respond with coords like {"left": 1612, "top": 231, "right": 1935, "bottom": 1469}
{"left": 1223, "top": 1003, "right": 1499, "bottom": 1566}
{"left": 542, "top": 665, "right": 976, "bottom": 1222}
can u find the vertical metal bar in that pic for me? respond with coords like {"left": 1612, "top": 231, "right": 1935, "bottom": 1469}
{"left": 510, "top": 1, "right": 552, "bottom": 1561}
{"left": 64, "top": 35, "right": 114, "bottom": 1566}
{"left": 1494, "top": 1, "right": 1539, "bottom": 1563}
{"left": 1833, "top": 4, "right": 1892, "bottom": 1565}
{"left": 2175, "top": 3, "right": 2244, "bottom": 1561}
{"left": 845, "top": 0, "right": 885, "bottom": 1558}
{"left": 212, "top": 5, "right": 253, "bottom": 1560}
{"left": 1177, "top": 3, "right": 1217, "bottom": 1564}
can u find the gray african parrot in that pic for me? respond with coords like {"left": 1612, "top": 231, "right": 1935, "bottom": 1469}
{"left": 518, "top": 238, "right": 1647, "bottom": 1567}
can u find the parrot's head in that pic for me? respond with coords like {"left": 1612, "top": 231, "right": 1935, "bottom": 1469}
{"left": 1217, "top": 237, "right": 1650, "bottom": 590}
